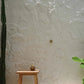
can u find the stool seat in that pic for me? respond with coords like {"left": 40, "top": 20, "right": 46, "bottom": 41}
{"left": 16, "top": 70, "right": 39, "bottom": 84}
{"left": 16, "top": 70, "right": 39, "bottom": 75}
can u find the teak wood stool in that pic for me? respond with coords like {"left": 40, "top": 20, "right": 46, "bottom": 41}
{"left": 16, "top": 70, "right": 39, "bottom": 84}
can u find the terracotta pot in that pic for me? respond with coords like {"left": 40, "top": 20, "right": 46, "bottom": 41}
{"left": 30, "top": 65, "right": 35, "bottom": 71}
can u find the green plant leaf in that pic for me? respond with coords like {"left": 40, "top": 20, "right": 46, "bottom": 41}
{"left": 81, "top": 59, "right": 84, "bottom": 63}
{"left": 83, "top": 78, "right": 84, "bottom": 84}
{"left": 80, "top": 63, "right": 84, "bottom": 68}
{"left": 72, "top": 57, "right": 82, "bottom": 62}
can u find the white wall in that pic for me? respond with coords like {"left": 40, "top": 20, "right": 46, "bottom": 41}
{"left": 5, "top": 0, "right": 84, "bottom": 84}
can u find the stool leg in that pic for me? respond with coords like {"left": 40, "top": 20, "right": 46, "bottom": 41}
{"left": 34, "top": 75, "right": 38, "bottom": 84}
{"left": 18, "top": 74, "right": 23, "bottom": 84}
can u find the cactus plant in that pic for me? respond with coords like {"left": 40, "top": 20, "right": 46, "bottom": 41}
{"left": 0, "top": 0, "right": 7, "bottom": 84}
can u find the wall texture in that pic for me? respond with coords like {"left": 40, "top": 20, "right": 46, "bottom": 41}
{"left": 2, "top": 0, "right": 84, "bottom": 84}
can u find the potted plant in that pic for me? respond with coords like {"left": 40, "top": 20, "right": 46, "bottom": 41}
{"left": 72, "top": 57, "right": 84, "bottom": 84}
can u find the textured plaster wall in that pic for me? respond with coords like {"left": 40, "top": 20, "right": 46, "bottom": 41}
{"left": 1, "top": 0, "right": 84, "bottom": 84}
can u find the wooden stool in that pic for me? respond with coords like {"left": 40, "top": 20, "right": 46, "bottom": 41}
{"left": 16, "top": 70, "right": 39, "bottom": 84}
